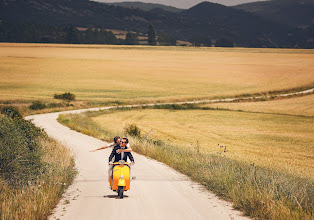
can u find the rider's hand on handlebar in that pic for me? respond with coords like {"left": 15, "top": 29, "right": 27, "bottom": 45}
{"left": 109, "top": 162, "right": 114, "bottom": 165}
{"left": 131, "top": 162, "right": 135, "bottom": 166}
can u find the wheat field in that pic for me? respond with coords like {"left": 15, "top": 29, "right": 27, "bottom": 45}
{"left": 201, "top": 94, "right": 314, "bottom": 117}
{"left": 89, "top": 106, "right": 314, "bottom": 179}
{"left": 1, "top": 43, "right": 313, "bottom": 105}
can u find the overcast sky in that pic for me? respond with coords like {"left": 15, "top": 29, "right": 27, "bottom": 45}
{"left": 95, "top": 0, "right": 268, "bottom": 8}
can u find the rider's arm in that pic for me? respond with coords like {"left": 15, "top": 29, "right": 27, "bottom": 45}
{"left": 128, "top": 152, "right": 135, "bottom": 164}
{"left": 117, "top": 143, "right": 132, "bottom": 153}
{"left": 90, "top": 143, "right": 114, "bottom": 152}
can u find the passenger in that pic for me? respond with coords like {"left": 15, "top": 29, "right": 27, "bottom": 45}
{"left": 90, "top": 136, "right": 132, "bottom": 153}
{"left": 109, "top": 138, "right": 135, "bottom": 165}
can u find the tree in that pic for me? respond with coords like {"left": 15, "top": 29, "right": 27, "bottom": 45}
{"left": 125, "top": 32, "right": 139, "bottom": 45}
{"left": 84, "top": 27, "right": 94, "bottom": 44}
{"left": 158, "top": 32, "right": 176, "bottom": 46}
{"left": 65, "top": 25, "right": 79, "bottom": 44}
{"left": 54, "top": 92, "right": 76, "bottom": 106}
{"left": 104, "top": 30, "right": 118, "bottom": 45}
{"left": 215, "top": 38, "right": 234, "bottom": 47}
{"left": 147, "top": 24, "right": 156, "bottom": 46}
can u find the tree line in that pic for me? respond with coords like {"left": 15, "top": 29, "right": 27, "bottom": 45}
{"left": 0, "top": 21, "right": 177, "bottom": 46}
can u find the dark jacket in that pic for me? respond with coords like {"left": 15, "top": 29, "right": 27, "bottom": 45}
{"left": 109, "top": 146, "right": 134, "bottom": 163}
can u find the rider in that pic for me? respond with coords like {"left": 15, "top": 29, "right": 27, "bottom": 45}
{"left": 109, "top": 138, "right": 135, "bottom": 165}
{"left": 90, "top": 136, "right": 132, "bottom": 153}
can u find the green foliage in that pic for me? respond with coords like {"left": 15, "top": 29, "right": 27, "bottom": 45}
{"left": 54, "top": 92, "right": 75, "bottom": 101}
{"left": 0, "top": 21, "right": 118, "bottom": 45}
{"left": 29, "top": 101, "right": 47, "bottom": 110}
{"left": 147, "top": 24, "right": 157, "bottom": 46}
{"left": 1, "top": 106, "right": 22, "bottom": 119}
{"left": 152, "top": 104, "right": 198, "bottom": 110}
{"left": 215, "top": 38, "right": 234, "bottom": 47}
{"left": 158, "top": 32, "right": 176, "bottom": 46}
{"left": 124, "top": 124, "right": 141, "bottom": 137}
{"left": 83, "top": 28, "right": 118, "bottom": 45}
{"left": 54, "top": 92, "right": 76, "bottom": 106}
{"left": 125, "top": 32, "right": 139, "bottom": 45}
{"left": 0, "top": 115, "right": 45, "bottom": 185}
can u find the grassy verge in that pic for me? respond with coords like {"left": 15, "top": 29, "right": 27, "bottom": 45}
{"left": 58, "top": 110, "right": 313, "bottom": 220}
{"left": 0, "top": 110, "right": 76, "bottom": 219}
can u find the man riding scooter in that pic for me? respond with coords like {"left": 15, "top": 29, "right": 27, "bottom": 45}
{"left": 109, "top": 138, "right": 135, "bottom": 166}
{"left": 108, "top": 138, "right": 134, "bottom": 198}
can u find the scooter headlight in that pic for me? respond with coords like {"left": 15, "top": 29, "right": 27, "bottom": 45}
{"left": 120, "top": 175, "right": 124, "bottom": 179}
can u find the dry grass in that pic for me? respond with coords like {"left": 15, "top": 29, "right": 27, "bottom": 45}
{"left": 200, "top": 94, "right": 314, "bottom": 117}
{"left": 0, "top": 137, "right": 76, "bottom": 220}
{"left": 1, "top": 43, "right": 313, "bottom": 106}
{"left": 85, "top": 107, "right": 314, "bottom": 180}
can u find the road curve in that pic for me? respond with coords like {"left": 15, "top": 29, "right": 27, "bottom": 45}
{"left": 26, "top": 109, "right": 249, "bottom": 220}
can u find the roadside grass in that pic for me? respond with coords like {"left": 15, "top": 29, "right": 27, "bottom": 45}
{"left": 1, "top": 43, "right": 314, "bottom": 106}
{"left": 58, "top": 110, "right": 313, "bottom": 219}
{"left": 0, "top": 114, "right": 76, "bottom": 219}
{"left": 84, "top": 106, "right": 314, "bottom": 179}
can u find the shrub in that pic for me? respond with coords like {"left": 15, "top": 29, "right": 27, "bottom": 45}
{"left": 124, "top": 124, "right": 141, "bottom": 137}
{"left": 0, "top": 115, "right": 45, "bottom": 184}
{"left": 29, "top": 101, "right": 46, "bottom": 110}
{"left": 54, "top": 92, "right": 75, "bottom": 106}
{"left": 0, "top": 106, "right": 22, "bottom": 119}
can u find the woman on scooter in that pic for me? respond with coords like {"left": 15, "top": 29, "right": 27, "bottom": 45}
{"left": 89, "top": 136, "right": 132, "bottom": 153}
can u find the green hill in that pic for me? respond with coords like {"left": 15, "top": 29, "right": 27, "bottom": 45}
{"left": 0, "top": 0, "right": 312, "bottom": 48}
{"left": 106, "top": 1, "right": 183, "bottom": 13}
{"left": 235, "top": 0, "right": 314, "bottom": 28}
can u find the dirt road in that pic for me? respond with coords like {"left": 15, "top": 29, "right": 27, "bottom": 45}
{"left": 26, "top": 110, "right": 248, "bottom": 220}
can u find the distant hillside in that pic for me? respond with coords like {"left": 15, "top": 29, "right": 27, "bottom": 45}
{"left": 170, "top": 2, "right": 295, "bottom": 47}
{"left": 0, "top": 0, "right": 151, "bottom": 30}
{"left": 0, "top": 0, "right": 313, "bottom": 48}
{"left": 106, "top": 1, "right": 183, "bottom": 13}
{"left": 235, "top": 0, "right": 314, "bottom": 28}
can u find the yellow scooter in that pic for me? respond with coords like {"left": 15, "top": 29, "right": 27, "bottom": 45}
{"left": 109, "top": 160, "right": 130, "bottom": 199}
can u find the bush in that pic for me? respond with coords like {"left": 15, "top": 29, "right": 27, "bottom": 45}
{"left": 1, "top": 106, "right": 22, "bottom": 119}
{"left": 124, "top": 124, "right": 141, "bottom": 137}
{"left": 29, "top": 101, "right": 47, "bottom": 110}
{"left": 54, "top": 92, "right": 76, "bottom": 106}
{"left": 0, "top": 115, "right": 45, "bottom": 184}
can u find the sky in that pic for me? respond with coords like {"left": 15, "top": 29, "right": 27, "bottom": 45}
{"left": 95, "top": 0, "right": 268, "bottom": 8}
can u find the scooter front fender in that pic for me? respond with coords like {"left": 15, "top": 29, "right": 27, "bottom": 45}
{"left": 118, "top": 179, "right": 126, "bottom": 186}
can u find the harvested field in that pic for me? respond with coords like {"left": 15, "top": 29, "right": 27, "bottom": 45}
{"left": 201, "top": 94, "right": 314, "bottom": 117}
{"left": 90, "top": 107, "right": 314, "bottom": 179}
{"left": 0, "top": 43, "right": 313, "bottom": 105}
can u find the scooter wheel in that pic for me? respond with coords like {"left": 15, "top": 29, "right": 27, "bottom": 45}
{"left": 118, "top": 186, "right": 124, "bottom": 199}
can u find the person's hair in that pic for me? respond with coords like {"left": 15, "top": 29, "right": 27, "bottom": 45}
{"left": 122, "top": 138, "right": 129, "bottom": 144}
{"left": 114, "top": 136, "right": 120, "bottom": 143}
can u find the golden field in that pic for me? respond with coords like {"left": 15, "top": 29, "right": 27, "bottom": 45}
{"left": 0, "top": 43, "right": 314, "bottom": 105}
{"left": 90, "top": 107, "right": 314, "bottom": 179}
{"left": 201, "top": 94, "right": 314, "bottom": 117}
